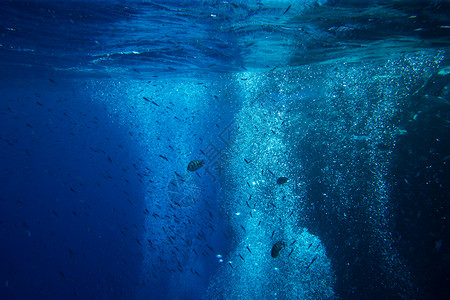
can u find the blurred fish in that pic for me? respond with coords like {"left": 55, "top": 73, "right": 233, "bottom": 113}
{"left": 187, "top": 160, "right": 204, "bottom": 171}
{"left": 288, "top": 249, "right": 294, "bottom": 257}
{"left": 159, "top": 155, "right": 169, "bottom": 162}
{"left": 277, "top": 177, "right": 289, "bottom": 184}
{"left": 282, "top": 4, "right": 291, "bottom": 16}
{"left": 305, "top": 255, "right": 317, "bottom": 271}
{"left": 271, "top": 241, "right": 286, "bottom": 258}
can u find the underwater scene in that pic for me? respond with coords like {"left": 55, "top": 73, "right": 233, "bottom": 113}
{"left": 0, "top": 0, "right": 449, "bottom": 299}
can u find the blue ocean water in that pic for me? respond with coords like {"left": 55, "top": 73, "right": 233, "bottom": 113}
{"left": 0, "top": 1, "right": 449, "bottom": 299}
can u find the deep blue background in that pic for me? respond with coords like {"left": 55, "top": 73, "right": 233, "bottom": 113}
{"left": 1, "top": 1, "right": 449, "bottom": 299}
{"left": 0, "top": 79, "right": 146, "bottom": 299}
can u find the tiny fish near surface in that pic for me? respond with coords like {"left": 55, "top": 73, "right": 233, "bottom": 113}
{"left": 271, "top": 241, "right": 286, "bottom": 258}
{"left": 187, "top": 160, "right": 205, "bottom": 171}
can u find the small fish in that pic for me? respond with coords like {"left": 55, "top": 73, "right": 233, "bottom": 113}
{"left": 271, "top": 230, "right": 275, "bottom": 238}
{"left": 246, "top": 246, "right": 252, "bottom": 254}
{"left": 187, "top": 160, "right": 204, "bottom": 171}
{"left": 271, "top": 241, "right": 286, "bottom": 258}
{"left": 288, "top": 249, "right": 294, "bottom": 257}
{"left": 176, "top": 258, "right": 182, "bottom": 268}
{"left": 277, "top": 177, "right": 289, "bottom": 184}
{"left": 239, "top": 254, "right": 245, "bottom": 261}
{"left": 282, "top": 4, "right": 291, "bottom": 16}
{"left": 305, "top": 255, "right": 317, "bottom": 271}
{"left": 159, "top": 155, "right": 169, "bottom": 162}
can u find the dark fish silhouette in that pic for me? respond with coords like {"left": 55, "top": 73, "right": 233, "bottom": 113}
{"left": 282, "top": 4, "right": 291, "bottom": 16}
{"left": 159, "top": 155, "right": 169, "bottom": 162}
{"left": 288, "top": 249, "right": 294, "bottom": 257}
{"left": 187, "top": 160, "right": 204, "bottom": 171}
{"left": 276, "top": 177, "right": 289, "bottom": 184}
{"left": 305, "top": 255, "right": 318, "bottom": 271}
{"left": 271, "top": 241, "right": 286, "bottom": 258}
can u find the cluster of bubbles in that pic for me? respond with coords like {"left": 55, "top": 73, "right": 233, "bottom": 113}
{"left": 206, "top": 72, "right": 336, "bottom": 299}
